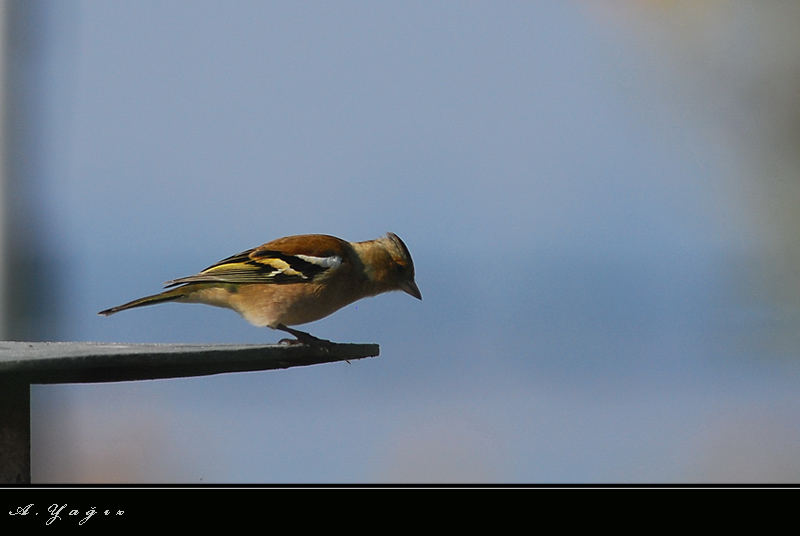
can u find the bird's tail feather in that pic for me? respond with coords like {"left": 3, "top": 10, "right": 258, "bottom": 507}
{"left": 98, "top": 287, "right": 189, "bottom": 316}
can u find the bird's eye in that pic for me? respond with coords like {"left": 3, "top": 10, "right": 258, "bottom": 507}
{"left": 395, "top": 263, "right": 406, "bottom": 275}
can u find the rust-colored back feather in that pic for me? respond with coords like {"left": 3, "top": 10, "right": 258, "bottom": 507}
{"left": 257, "top": 234, "right": 349, "bottom": 258}
{"left": 163, "top": 234, "right": 350, "bottom": 288}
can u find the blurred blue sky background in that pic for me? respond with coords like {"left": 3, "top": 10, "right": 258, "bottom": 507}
{"left": 14, "top": 1, "right": 800, "bottom": 482}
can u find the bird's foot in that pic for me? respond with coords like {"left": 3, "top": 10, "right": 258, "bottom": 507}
{"left": 276, "top": 325, "right": 333, "bottom": 349}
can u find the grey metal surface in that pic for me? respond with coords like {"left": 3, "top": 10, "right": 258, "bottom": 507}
{"left": 0, "top": 341, "right": 379, "bottom": 384}
{"left": 0, "top": 376, "right": 29, "bottom": 484}
{"left": 0, "top": 341, "right": 379, "bottom": 484}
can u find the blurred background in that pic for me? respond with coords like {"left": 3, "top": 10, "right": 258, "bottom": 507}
{"left": 3, "top": 0, "right": 799, "bottom": 482}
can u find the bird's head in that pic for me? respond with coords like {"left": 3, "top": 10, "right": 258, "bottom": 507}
{"left": 356, "top": 232, "right": 422, "bottom": 300}
{"left": 383, "top": 232, "right": 422, "bottom": 300}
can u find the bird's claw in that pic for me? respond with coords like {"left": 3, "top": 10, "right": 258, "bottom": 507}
{"left": 275, "top": 324, "right": 333, "bottom": 349}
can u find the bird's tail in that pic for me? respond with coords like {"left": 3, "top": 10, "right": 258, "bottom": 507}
{"left": 98, "top": 286, "right": 190, "bottom": 316}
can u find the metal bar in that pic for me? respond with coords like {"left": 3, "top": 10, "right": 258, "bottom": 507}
{"left": 0, "top": 374, "right": 29, "bottom": 484}
{"left": 0, "top": 341, "right": 379, "bottom": 384}
{"left": 0, "top": 341, "right": 379, "bottom": 483}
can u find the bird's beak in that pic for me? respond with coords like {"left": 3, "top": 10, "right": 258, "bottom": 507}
{"left": 400, "top": 280, "right": 422, "bottom": 300}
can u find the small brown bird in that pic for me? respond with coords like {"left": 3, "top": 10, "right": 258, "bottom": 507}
{"left": 99, "top": 233, "right": 421, "bottom": 344}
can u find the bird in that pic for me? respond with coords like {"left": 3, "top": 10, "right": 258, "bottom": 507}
{"left": 99, "top": 232, "right": 421, "bottom": 345}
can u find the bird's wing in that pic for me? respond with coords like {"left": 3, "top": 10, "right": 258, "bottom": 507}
{"left": 163, "top": 235, "right": 346, "bottom": 288}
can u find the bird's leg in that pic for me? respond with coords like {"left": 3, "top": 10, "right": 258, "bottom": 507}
{"left": 275, "top": 324, "right": 332, "bottom": 347}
